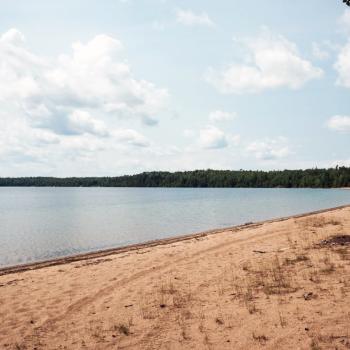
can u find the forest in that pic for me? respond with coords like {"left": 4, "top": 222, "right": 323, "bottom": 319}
{"left": 0, "top": 167, "right": 350, "bottom": 188}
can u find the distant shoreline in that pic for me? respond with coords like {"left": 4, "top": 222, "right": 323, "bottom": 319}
{"left": 1, "top": 167, "right": 349, "bottom": 188}
{"left": 1, "top": 203, "right": 349, "bottom": 276}
{"left": 0, "top": 186, "right": 349, "bottom": 189}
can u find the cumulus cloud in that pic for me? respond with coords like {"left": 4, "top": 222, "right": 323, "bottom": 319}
{"left": 0, "top": 28, "right": 169, "bottom": 174}
{"left": 206, "top": 28, "right": 323, "bottom": 94}
{"left": 334, "top": 10, "right": 350, "bottom": 88}
{"left": 326, "top": 115, "right": 350, "bottom": 132}
{"left": 339, "top": 9, "right": 350, "bottom": 34}
{"left": 112, "top": 129, "right": 150, "bottom": 147}
{"left": 334, "top": 41, "right": 350, "bottom": 88}
{"left": 0, "top": 28, "right": 168, "bottom": 133}
{"left": 199, "top": 126, "right": 229, "bottom": 149}
{"left": 176, "top": 9, "right": 214, "bottom": 27}
{"left": 333, "top": 8, "right": 350, "bottom": 87}
{"left": 209, "top": 110, "right": 236, "bottom": 123}
{"left": 247, "top": 137, "right": 291, "bottom": 160}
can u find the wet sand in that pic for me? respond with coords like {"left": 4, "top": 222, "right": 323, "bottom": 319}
{"left": 0, "top": 205, "right": 349, "bottom": 349}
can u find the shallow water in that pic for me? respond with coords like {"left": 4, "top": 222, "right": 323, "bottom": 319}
{"left": 0, "top": 187, "right": 349, "bottom": 267}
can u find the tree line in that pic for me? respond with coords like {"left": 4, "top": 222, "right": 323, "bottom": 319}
{"left": 0, "top": 167, "right": 349, "bottom": 188}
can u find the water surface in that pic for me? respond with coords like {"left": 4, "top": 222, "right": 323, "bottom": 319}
{"left": 0, "top": 187, "right": 349, "bottom": 267}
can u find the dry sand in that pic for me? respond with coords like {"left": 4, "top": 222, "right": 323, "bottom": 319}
{"left": 0, "top": 206, "right": 350, "bottom": 350}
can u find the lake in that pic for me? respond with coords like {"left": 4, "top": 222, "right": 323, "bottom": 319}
{"left": 0, "top": 187, "right": 349, "bottom": 267}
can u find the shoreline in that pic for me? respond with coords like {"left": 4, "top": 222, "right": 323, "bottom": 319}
{"left": 1, "top": 203, "right": 349, "bottom": 276}
{"left": 0, "top": 186, "right": 349, "bottom": 189}
{"left": 1, "top": 204, "right": 349, "bottom": 349}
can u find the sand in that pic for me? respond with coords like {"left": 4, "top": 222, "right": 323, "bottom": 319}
{"left": 0, "top": 205, "right": 349, "bottom": 350}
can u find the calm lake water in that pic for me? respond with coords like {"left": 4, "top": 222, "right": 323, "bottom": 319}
{"left": 0, "top": 187, "right": 349, "bottom": 267}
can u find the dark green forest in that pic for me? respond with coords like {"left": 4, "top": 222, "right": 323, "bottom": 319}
{"left": 0, "top": 167, "right": 350, "bottom": 188}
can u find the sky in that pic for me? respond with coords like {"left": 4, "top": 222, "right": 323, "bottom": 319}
{"left": 0, "top": 0, "right": 349, "bottom": 177}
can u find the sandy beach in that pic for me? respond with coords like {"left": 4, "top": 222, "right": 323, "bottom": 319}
{"left": 0, "top": 205, "right": 349, "bottom": 350}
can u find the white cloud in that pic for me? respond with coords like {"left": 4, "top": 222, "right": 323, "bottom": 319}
{"left": 334, "top": 10, "right": 350, "bottom": 87}
{"left": 247, "top": 137, "right": 291, "bottom": 160}
{"left": 112, "top": 129, "right": 150, "bottom": 147}
{"left": 227, "top": 134, "right": 241, "bottom": 146}
{"left": 184, "top": 124, "right": 240, "bottom": 151}
{"left": 176, "top": 9, "right": 214, "bottom": 27}
{"left": 207, "top": 28, "right": 323, "bottom": 94}
{"left": 334, "top": 41, "right": 350, "bottom": 88}
{"left": 209, "top": 110, "right": 236, "bottom": 123}
{"left": 339, "top": 9, "right": 350, "bottom": 34}
{"left": 312, "top": 42, "right": 330, "bottom": 60}
{"left": 0, "top": 28, "right": 168, "bottom": 174}
{"left": 199, "top": 125, "right": 228, "bottom": 149}
{"left": 55, "top": 110, "right": 109, "bottom": 137}
{"left": 0, "top": 28, "right": 168, "bottom": 133}
{"left": 183, "top": 129, "right": 195, "bottom": 138}
{"left": 326, "top": 115, "right": 350, "bottom": 132}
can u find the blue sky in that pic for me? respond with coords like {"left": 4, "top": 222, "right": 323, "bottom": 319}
{"left": 0, "top": 0, "right": 349, "bottom": 176}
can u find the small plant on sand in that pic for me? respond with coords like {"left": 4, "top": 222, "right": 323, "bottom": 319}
{"left": 216, "top": 275, "right": 225, "bottom": 296}
{"left": 310, "top": 338, "right": 321, "bottom": 350}
{"left": 283, "top": 254, "right": 310, "bottom": 266}
{"left": 309, "top": 217, "right": 327, "bottom": 228}
{"left": 309, "top": 269, "right": 321, "bottom": 283}
{"left": 215, "top": 316, "right": 224, "bottom": 325}
{"left": 252, "top": 332, "right": 268, "bottom": 344}
{"left": 327, "top": 219, "right": 342, "bottom": 226}
{"left": 203, "top": 332, "right": 210, "bottom": 347}
{"left": 158, "top": 290, "right": 167, "bottom": 309}
{"left": 117, "top": 323, "right": 130, "bottom": 336}
{"left": 320, "top": 253, "right": 336, "bottom": 274}
{"left": 262, "top": 256, "right": 297, "bottom": 295}
{"left": 300, "top": 216, "right": 342, "bottom": 231}
{"left": 247, "top": 301, "right": 258, "bottom": 314}
{"left": 242, "top": 261, "right": 252, "bottom": 272}
{"left": 336, "top": 247, "right": 350, "bottom": 261}
{"left": 176, "top": 311, "right": 191, "bottom": 340}
{"left": 278, "top": 311, "right": 287, "bottom": 328}
{"left": 90, "top": 322, "right": 106, "bottom": 342}
{"left": 286, "top": 233, "right": 296, "bottom": 249}
{"left": 242, "top": 286, "right": 259, "bottom": 314}
{"left": 160, "top": 278, "right": 177, "bottom": 295}
{"left": 198, "top": 308, "right": 206, "bottom": 333}
{"left": 138, "top": 293, "right": 158, "bottom": 320}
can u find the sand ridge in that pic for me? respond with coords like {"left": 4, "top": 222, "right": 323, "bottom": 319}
{"left": 0, "top": 206, "right": 350, "bottom": 349}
